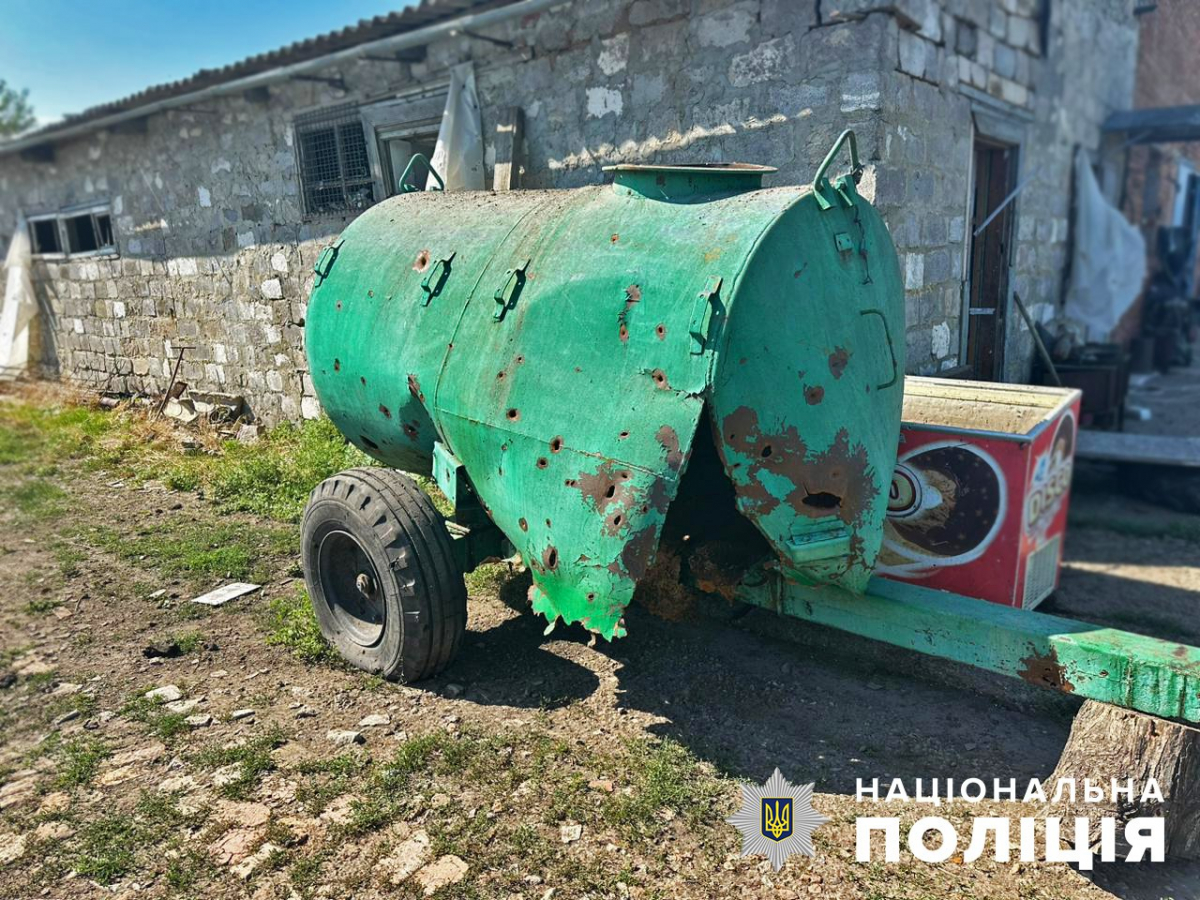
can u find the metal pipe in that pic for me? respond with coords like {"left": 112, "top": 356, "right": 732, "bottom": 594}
{"left": 0, "top": 0, "right": 570, "bottom": 158}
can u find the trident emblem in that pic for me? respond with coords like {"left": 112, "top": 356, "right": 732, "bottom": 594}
{"left": 761, "top": 798, "right": 793, "bottom": 841}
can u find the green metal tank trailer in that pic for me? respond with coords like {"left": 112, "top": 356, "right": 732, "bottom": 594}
{"left": 300, "top": 132, "right": 1200, "bottom": 733}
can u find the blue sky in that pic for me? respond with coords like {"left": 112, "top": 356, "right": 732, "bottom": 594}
{"left": 1, "top": 1, "right": 414, "bottom": 124}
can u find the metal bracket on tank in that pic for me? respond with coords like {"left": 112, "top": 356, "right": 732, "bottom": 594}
{"left": 688, "top": 276, "right": 722, "bottom": 354}
{"left": 812, "top": 129, "right": 863, "bottom": 211}
{"left": 420, "top": 252, "right": 455, "bottom": 306}
{"left": 312, "top": 238, "right": 344, "bottom": 287}
{"left": 493, "top": 259, "right": 530, "bottom": 321}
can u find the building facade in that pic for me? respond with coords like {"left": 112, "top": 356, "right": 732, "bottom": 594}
{"left": 0, "top": 0, "right": 1139, "bottom": 422}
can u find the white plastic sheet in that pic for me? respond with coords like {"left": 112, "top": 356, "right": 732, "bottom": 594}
{"left": 1, "top": 218, "right": 37, "bottom": 381}
{"left": 1064, "top": 148, "right": 1146, "bottom": 339}
{"left": 430, "top": 62, "right": 485, "bottom": 191}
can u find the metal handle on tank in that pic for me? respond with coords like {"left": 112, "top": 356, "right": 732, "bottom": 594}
{"left": 812, "top": 129, "right": 863, "bottom": 210}
{"left": 399, "top": 154, "right": 446, "bottom": 193}
{"left": 859, "top": 308, "right": 899, "bottom": 390}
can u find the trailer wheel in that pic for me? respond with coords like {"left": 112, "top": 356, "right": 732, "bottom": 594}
{"left": 301, "top": 467, "right": 466, "bottom": 682}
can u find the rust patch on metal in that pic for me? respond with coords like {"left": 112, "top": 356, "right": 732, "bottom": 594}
{"left": 804, "top": 385, "right": 825, "bottom": 405}
{"left": 617, "top": 285, "right": 640, "bottom": 343}
{"left": 619, "top": 525, "right": 659, "bottom": 581}
{"left": 651, "top": 369, "right": 670, "bottom": 390}
{"left": 828, "top": 347, "right": 850, "bottom": 379}
{"left": 378, "top": 404, "right": 391, "bottom": 419}
{"left": 542, "top": 546, "right": 559, "bottom": 571}
{"left": 657, "top": 425, "right": 684, "bottom": 474}
{"left": 569, "top": 461, "right": 634, "bottom": 512}
{"left": 536, "top": 457, "right": 549, "bottom": 469}
{"left": 619, "top": 322, "right": 629, "bottom": 343}
{"left": 413, "top": 249, "right": 431, "bottom": 272}
{"left": 406, "top": 374, "right": 424, "bottom": 403}
{"left": 333, "top": 359, "right": 341, "bottom": 372}
{"left": 655, "top": 324, "right": 667, "bottom": 340}
{"left": 402, "top": 422, "right": 419, "bottom": 440}
{"left": 550, "top": 436, "right": 564, "bottom": 453}
{"left": 717, "top": 406, "right": 877, "bottom": 526}
{"left": 1018, "top": 646, "right": 1075, "bottom": 693}
{"left": 519, "top": 517, "right": 528, "bottom": 532}
{"left": 1174, "top": 645, "right": 1190, "bottom": 659}
{"left": 611, "top": 233, "right": 619, "bottom": 243}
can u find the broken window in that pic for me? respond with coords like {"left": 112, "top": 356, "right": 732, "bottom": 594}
{"left": 28, "top": 217, "right": 62, "bottom": 255}
{"left": 27, "top": 206, "right": 115, "bottom": 257}
{"left": 294, "top": 105, "right": 376, "bottom": 216}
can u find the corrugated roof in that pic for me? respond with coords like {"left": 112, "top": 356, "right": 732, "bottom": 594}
{"left": 18, "top": 0, "right": 509, "bottom": 145}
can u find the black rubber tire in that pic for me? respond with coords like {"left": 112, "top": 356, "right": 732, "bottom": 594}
{"left": 301, "top": 467, "right": 466, "bottom": 682}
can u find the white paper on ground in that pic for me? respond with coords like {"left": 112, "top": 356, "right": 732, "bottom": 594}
{"left": 191, "top": 582, "right": 261, "bottom": 606}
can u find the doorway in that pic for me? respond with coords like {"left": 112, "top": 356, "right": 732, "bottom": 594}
{"left": 966, "top": 139, "right": 1020, "bottom": 380}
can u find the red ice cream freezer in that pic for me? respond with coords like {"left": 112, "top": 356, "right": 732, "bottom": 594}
{"left": 877, "top": 377, "right": 1082, "bottom": 609}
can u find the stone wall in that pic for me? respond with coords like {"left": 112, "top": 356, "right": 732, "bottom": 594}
{"left": 0, "top": 0, "right": 1138, "bottom": 419}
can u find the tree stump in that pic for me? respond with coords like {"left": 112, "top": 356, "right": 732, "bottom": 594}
{"left": 1047, "top": 700, "right": 1200, "bottom": 860}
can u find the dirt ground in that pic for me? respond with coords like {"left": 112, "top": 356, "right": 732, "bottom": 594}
{"left": 0, "top": 392, "right": 1199, "bottom": 899}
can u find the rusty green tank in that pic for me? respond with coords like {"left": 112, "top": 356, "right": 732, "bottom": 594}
{"left": 303, "top": 133, "right": 904, "bottom": 660}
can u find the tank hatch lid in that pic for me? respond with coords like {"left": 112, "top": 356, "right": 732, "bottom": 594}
{"left": 603, "top": 162, "right": 776, "bottom": 200}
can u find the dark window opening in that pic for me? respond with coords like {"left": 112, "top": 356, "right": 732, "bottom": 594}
{"left": 29, "top": 219, "right": 62, "bottom": 255}
{"left": 64, "top": 214, "right": 99, "bottom": 253}
{"left": 295, "top": 105, "right": 376, "bottom": 216}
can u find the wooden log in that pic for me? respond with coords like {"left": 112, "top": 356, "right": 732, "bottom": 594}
{"left": 492, "top": 106, "right": 524, "bottom": 192}
{"left": 1047, "top": 700, "right": 1200, "bottom": 859}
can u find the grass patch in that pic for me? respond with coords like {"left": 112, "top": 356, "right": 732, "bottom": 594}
{"left": 121, "top": 692, "right": 193, "bottom": 742}
{"left": 54, "top": 736, "right": 111, "bottom": 788}
{"left": 4, "top": 479, "right": 68, "bottom": 520}
{"left": 81, "top": 518, "right": 295, "bottom": 588}
{"left": 265, "top": 587, "right": 336, "bottom": 664}
{"left": 192, "top": 725, "right": 288, "bottom": 799}
{"left": 26, "top": 596, "right": 62, "bottom": 614}
{"left": 601, "top": 738, "right": 726, "bottom": 837}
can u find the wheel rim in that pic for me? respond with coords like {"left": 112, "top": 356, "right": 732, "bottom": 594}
{"left": 317, "top": 529, "right": 386, "bottom": 647}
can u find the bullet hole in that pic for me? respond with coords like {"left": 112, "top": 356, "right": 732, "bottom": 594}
{"left": 336, "top": 301, "right": 343, "bottom": 310}
{"left": 333, "top": 359, "right": 341, "bottom": 372}
{"left": 501, "top": 443, "right": 508, "bottom": 451}
{"left": 803, "top": 491, "right": 841, "bottom": 510}
{"left": 587, "top": 592, "right": 597, "bottom": 602}
{"left": 543, "top": 546, "right": 559, "bottom": 570}
{"left": 414, "top": 249, "right": 431, "bottom": 272}
{"left": 619, "top": 323, "right": 629, "bottom": 342}
{"left": 651, "top": 369, "right": 668, "bottom": 389}
{"left": 619, "top": 470, "right": 631, "bottom": 480}
{"left": 403, "top": 424, "right": 418, "bottom": 439}
{"left": 545, "top": 518, "right": 551, "bottom": 527}
{"left": 506, "top": 408, "right": 519, "bottom": 420}
{"left": 550, "top": 436, "right": 563, "bottom": 453}
{"left": 497, "top": 371, "right": 506, "bottom": 380}
{"left": 610, "top": 513, "right": 624, "bottom": 529}
{"left": 367, "top": 289, "right": 374, "bottom": 298}
{"left": 564, "top": 479, "right": 578, "bottom": 487}
{"left": 379, "top": 404, "right": 391, "bottom": 419}
{"left": 519, "top": 517, "right": 528, "bottom": 532}
{"left": 536, "top": 457, "right": 549, "bottom": 469}
{"left": 516, "top": 355, "right": 525, "bottom": 364}
{"left": 360, "top": 435, "right": 379, "bottom": 450}
{"left": 360, "top": 376, "right": 367, "bottom": 385}
{"left": 619, "top": 430, "right": 630, "bottom": 440}
{"left": 611, "top": 234, "right": 619, "bottom": 243}
{"left": 760, "top": 444, "right": 773, "bottom": 458}
{"left": 655, "top": 324, "right": 666, "bottom": 339}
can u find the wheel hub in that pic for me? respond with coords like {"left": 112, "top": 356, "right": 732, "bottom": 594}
{"left": 317, "top": 529, "right": 386, "bottom": 647}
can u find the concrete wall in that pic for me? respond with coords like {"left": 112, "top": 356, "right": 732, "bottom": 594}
{"left": 0, "top": 0, "right": 1138, "bottom": 419}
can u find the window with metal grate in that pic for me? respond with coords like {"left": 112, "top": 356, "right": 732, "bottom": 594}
{"left": 295, "top": 104, "right": 376, "bottom": 216}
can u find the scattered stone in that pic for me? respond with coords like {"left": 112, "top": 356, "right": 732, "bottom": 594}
{"left": 52, "top": 710, "right": 81, "bottom": 726}
{"left": 237, "top": 423, "right": 266, "bottom": 444}
{"left": 49, "top": 682, "right": 82, "bottom": 696}
{"left": 430, "top": 793, "right": 451, "bottom": 809}
{"left": 319, "top": 795, "right": 355, "bottom": 825}
{"left": 145, "top": 684, "right": 184, "bottom": 703}
{"left": 143, "top": 642, "right": 186, "bottom": 659}
{"left": 230, "top": 709, "right": 255, "bottom": 721}
{"left": 166, "top": 698, "right": 203, "bottom": 715}
{"left": 588, "top": 779, "right": 615, "bottom": 793}
{"left": 866, "top": 682, "right": 884, "bottom": 691}
{"left": 0, "top": 777, "right": 36, "bottom": 810}
{"left": 209, "top": 827, "right": 264, "bottom": 866}
{"left": 0, "top": 833, "right": 26, "bottom": 865}
{"left": 186, "top": 714, "right": 214, "bottom": 728}
{"left": 211, "top": 763, "right": 246, "bottom": 788}
{"left": 375, "top": 830, "right": 431, "bottom": 885}
{"left": 415, "top": 855, "right": 468, "bottom": 896}
{"left": 294, "top": 706, "right": 317, "bottom": 719}
{"left": 37, "top": 792, "right": 70, "bottom": 815}
{"left": 191, "top": 582, "right": 260, "bottom": 607}
{"left": 148, "top": 589, "right": 167, "bottom": 600}
{"left": 270, "top": 742, "right": 312, "bottom": 769}
{"left": 327, "top": 729, "right": 364, "bottom": 747}
{"left": 232, "top": 842, "right": 281, "bottom": 880}
{"left": 444, "top": 683, "right": 465, "bottom": 699}
{"left": 215, "top": 801, "right": 271, "bottom": 829}
{"left": 157, "top": 775, "right": 197, "bottom": 793}
{"left": 560, "top": 823, "right": 583, "bottom": 843}
{"left": 16, "top": 659, "right": 54, "bottom": 678}
{"left": 209, "top": 669, "right": 229, "bottom": 679}
{"left": 358, "top": 713, "right": 391, "bottom": 728}
{"left": 33, "top": 821, "right": 73, "bottom": 842}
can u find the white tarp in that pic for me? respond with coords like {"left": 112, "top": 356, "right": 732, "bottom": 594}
{"left": 1, "top": 218, "right": 37, "bottom": 381}
{"left": 1064, "top": 148, "right": 1146, "bottom": 339}
{"left": 430, "top": 62, "right": 485, "bottom": 191}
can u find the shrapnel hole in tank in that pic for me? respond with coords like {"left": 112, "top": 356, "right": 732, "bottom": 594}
{"left": 633, "top": 406, "right": 773, "bottom": 622}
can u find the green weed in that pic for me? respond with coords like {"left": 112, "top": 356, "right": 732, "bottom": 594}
{"left": 265, "top": 587, "right": 335, "bottom": 664}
